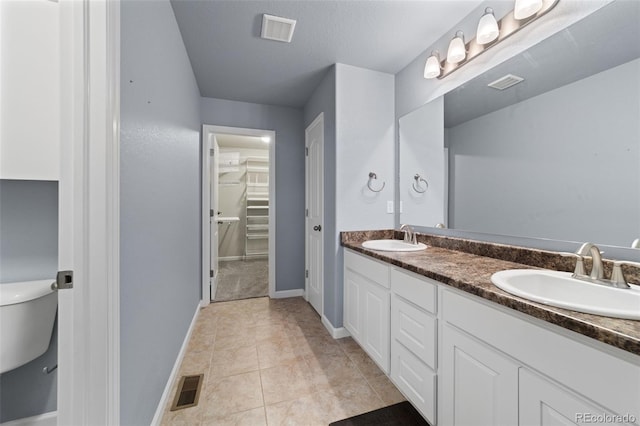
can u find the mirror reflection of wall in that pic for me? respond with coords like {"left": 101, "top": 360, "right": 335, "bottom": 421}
{"left": 398, "top": 97, "right": 446, "bottom": 227}
{"left": 399, "top": 0, "right": 640, "bottom": 248}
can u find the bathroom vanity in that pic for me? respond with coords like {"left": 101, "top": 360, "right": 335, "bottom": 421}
{"left": 342, "top": 231, "right": 640, "bottom": 426}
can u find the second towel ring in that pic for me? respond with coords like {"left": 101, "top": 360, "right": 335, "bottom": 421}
{"left": 413, "top": 174, "right": 429, "bottom": 193}
{"left": 367, "top": 172, "right": 385, "bottom": 192}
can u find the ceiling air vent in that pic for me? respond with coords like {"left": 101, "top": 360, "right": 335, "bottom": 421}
{"left": 261, "top": 14, "right": 297, "bottom": 43}
{"left": 488, "top": 74, "right": 525, "bottom": 90}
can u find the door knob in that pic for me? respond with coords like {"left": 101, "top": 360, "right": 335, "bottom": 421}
{"left": 313, "top": 225, "right": 322, "bottom": 232}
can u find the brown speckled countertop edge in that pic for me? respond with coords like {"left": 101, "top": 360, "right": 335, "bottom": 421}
{"left": 340, "top": 231, "right": 640, "bottom": 356}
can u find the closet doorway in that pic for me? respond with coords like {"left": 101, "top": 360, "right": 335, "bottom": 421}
{"left": 202, "top": 125, "right": 275, "bottom": 304}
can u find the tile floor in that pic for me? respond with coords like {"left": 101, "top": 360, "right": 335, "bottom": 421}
{"left": 214, "top": 259, "right": 269, "bottom": 302}
{"left": 161, "top": 297, "right": 405, "bottom": 425}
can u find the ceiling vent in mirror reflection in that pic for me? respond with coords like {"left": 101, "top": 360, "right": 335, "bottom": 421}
{"left": 261, "top": 14, "right": 297, "bottom": 43}
{"left": 488, "top": 74, "right": 525, "bottom": 90}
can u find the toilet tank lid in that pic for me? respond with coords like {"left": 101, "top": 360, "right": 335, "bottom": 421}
{"left": 0, "top": 280, "right": 55, "bottom": 306}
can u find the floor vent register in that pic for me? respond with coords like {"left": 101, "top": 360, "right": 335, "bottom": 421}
{"left": 170, "top": 374, "right": 204, "bottom": 411}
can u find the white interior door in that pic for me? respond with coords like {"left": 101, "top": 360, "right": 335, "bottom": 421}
{"left": 210, "top": 135, "right": 220, "bottom": 300}
{"left": 305, "top": 113, "right": 324, "bottom": 315}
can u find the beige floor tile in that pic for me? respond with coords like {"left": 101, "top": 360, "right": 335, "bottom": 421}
{"left": 253, "top": 323, "right": 289, "bottom": 342}
{"left": 160, "top": 405, "right": 202, "bottom": 426}
{"left": 162, "top": 297, "right": 409, "bottom": 425}
{"left": 179, "top": 350, "right": 212, "bottom": 376}
{"left": 187, "top": 332, "right": 215, "bottom": 353}
{"left": 265, "top": 392, "right": 337, "bottom": 426}
{"left": 260, "top": 358, "right": 317, "bottom": 405}
{"left": 209, "top": 345, "right": 259, "bottom": 379}
{"left": 326, "top": 377, "right": 385, "bottom": 418}
{"left": 367, "top": 374, "right": 406, "bottom": 405}
{"left": 213, "top": 329, "right": 256, "bottom": 351}
{"left": 200, "top": 371, "right": 264, "bottom": 422}
{"left": 304, "top": 352, "right": 364, "bottom": 388}
{"left": 201, "top": 407, "right": 266, "bottom": 426}
{"left": 256, "top": 338, "right": 301, "bottom": 369}
{"left": 346, "top": 349, "right": 386, "bottom": 379}
{"left": 294, "top": 335, "right": 344, "bottom": 358}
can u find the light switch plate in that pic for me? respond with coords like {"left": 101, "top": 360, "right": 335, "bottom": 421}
{"left": 387, "top": 201, "right": 394, "bottom": 214}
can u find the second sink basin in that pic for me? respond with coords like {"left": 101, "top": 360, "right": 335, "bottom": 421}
{"left": 491, "top": 269, "right": 640, "bottom": 320}
{"left": 362, "top": 239, "right": 427, "bottom": 252}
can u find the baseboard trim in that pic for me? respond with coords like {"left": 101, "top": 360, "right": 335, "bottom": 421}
{"left": 219, "top": 256, "right": 244, "bottom": 261}
{"left": 270, "top": 289, "right": 304, "bottom": 299}
{"left": 150, "top": 301, "right": 201, "bottom": 426}
{"left": 1, "top": 411, "right": 57, "bottom": 426}
{"left": 322, "top": 315, "right": 351, "bottom": 339}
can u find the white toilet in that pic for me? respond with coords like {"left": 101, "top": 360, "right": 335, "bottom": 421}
{"left": 0, "top": 280, "right": 58, "bottom": 374}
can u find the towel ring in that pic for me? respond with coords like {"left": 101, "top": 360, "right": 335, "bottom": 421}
{"left": 412, "top": 174, "right": 428, "bottom": 193}
{"left": 367, "top": 172, "right": 385, "bottom": 193}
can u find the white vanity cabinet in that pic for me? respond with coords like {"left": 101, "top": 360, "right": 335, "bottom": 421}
{"left": 1, "top": 0, "right": 60, "bottom": 180}
{"left": 342, "top": 249, "right": 640, "bottom": 426}
{"left": 343, "top": 249, "right": 390, "bottom": 373}
{"left": 519, "top": 368, "right": 626, "bottom": 426}
{"left": 390, "top": 267, "right": 438, "bottom": 425}
{"left": 439, "top": 288, "right": 640, "bottom": 426}
{"left": 440, "top": 322, "right": 519, "bottom": 426}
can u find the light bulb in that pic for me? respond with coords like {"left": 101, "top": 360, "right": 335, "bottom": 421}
{"left": 514, "top": 0, "right": 543, "bottom": 20}
{"left": 477, "top": 8, "right": 499, "bottom": 45}
{"left": 423, "top": 51, "right": 441, "bottom": 79}
{"left": 447, "top": 31, "right": 466, "bottom": 64}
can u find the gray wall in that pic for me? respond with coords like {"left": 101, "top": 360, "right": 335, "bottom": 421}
{"left": 334, "top": 64, "right": 395, "bottom": 328}
{"left": 303, "top": 66, "right": 337, "bottom": 325}
{"left": 447, "top": 58, "right": 640, "bottom": 247}
{"left": 0, "top": 179, "right": 57, "bottom": 422}
{"left": 200, "top": 97, "right": 305, "bottom": 292}
{"left": 120, "top": 1, "right": 202, "bottom": 424}
{"left": 302, "top": 64, "right": 395, "bottom": 328}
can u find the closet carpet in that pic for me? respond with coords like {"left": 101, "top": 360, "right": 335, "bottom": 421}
{"left": 214, "top": 259, "right": 268, "bottom": 302}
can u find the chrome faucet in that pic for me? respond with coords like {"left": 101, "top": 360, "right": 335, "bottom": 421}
{"left": 399, "top": 224, "right": 417, "bottom": 245}
{"left": 576, "top": 242, "right": 604, "bottom": 280}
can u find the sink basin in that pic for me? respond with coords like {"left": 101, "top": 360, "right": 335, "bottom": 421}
{"left": 362, "top": 239, "right": 427, "bottom": 252}
{"left": 491, "top": 269, "right": 640, "bottom": 320}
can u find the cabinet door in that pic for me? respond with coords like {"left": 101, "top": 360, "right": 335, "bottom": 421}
{"left": 1, "top": 0, "right": 60, "bottom": 180}
{"left": 362, "top": 280, "right": 390, "bottom": 373}
{"left": 519, "top": 369, "right": 627, "bottom": 426}
{"left": 391, "top": 340, "right": 436, "bottom": 425}
{"left": 343, "top": 269, "right": 363, "bottom": 343}
{"left": 440, "top": 323, "right": 518, "bottom": 426}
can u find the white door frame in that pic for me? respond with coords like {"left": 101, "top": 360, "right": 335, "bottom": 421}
{"left": 304, "top": 113, "right": 324, "bottom": 316}
{"left": 201, "top": 125, "right": 276, "bottom": 303}
{"left": 58, "top": 0, "right": 120, "bottom": 424}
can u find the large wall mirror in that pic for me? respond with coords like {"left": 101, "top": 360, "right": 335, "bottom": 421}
{"left": 399, "top": 0, "right": 640, "bottom": 248}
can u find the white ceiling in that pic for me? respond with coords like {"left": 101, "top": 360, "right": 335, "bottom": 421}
{"left": 170, "top": 0, "right": 484, "bottom": 108}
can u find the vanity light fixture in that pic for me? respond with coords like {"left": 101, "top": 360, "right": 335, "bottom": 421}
{"left": 514, "top": 0, "right": 543, "bottom": 20}
{"left": 423, "top": 50, "right": 442, "bottom": 79}
{"left": 447, "top": 31, "right": 466, "bottom": 64}
{"left": 423, "top": 0, "right": 559, "bottom": 80}
{"left": 476, "top": 8, "right": 499, "bottom": 45}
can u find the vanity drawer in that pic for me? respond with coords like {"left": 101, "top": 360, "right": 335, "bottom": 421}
{"left": 391, "top": 339, "right": 436, "bottom": 425}
{"left": 345, "top": 249, "right": 390, "bottom": 289}
{"left": 391, "top": 294, "right": 437, "bottom": 369}
{"left": 391, "top": 267, "right": 437, "bottom": 314}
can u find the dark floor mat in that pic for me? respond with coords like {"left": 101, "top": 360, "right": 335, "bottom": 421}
{"left": 329, "top": 401, "right": 430, "bottom": 426}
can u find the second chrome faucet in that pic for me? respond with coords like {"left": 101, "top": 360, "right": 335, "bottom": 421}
{"left": 563, "top": 242, "right": 636, "bottom": 289}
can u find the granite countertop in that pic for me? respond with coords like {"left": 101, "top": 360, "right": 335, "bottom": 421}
{"left": 341, "top": 230, "right": 640, "bottom": 356}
